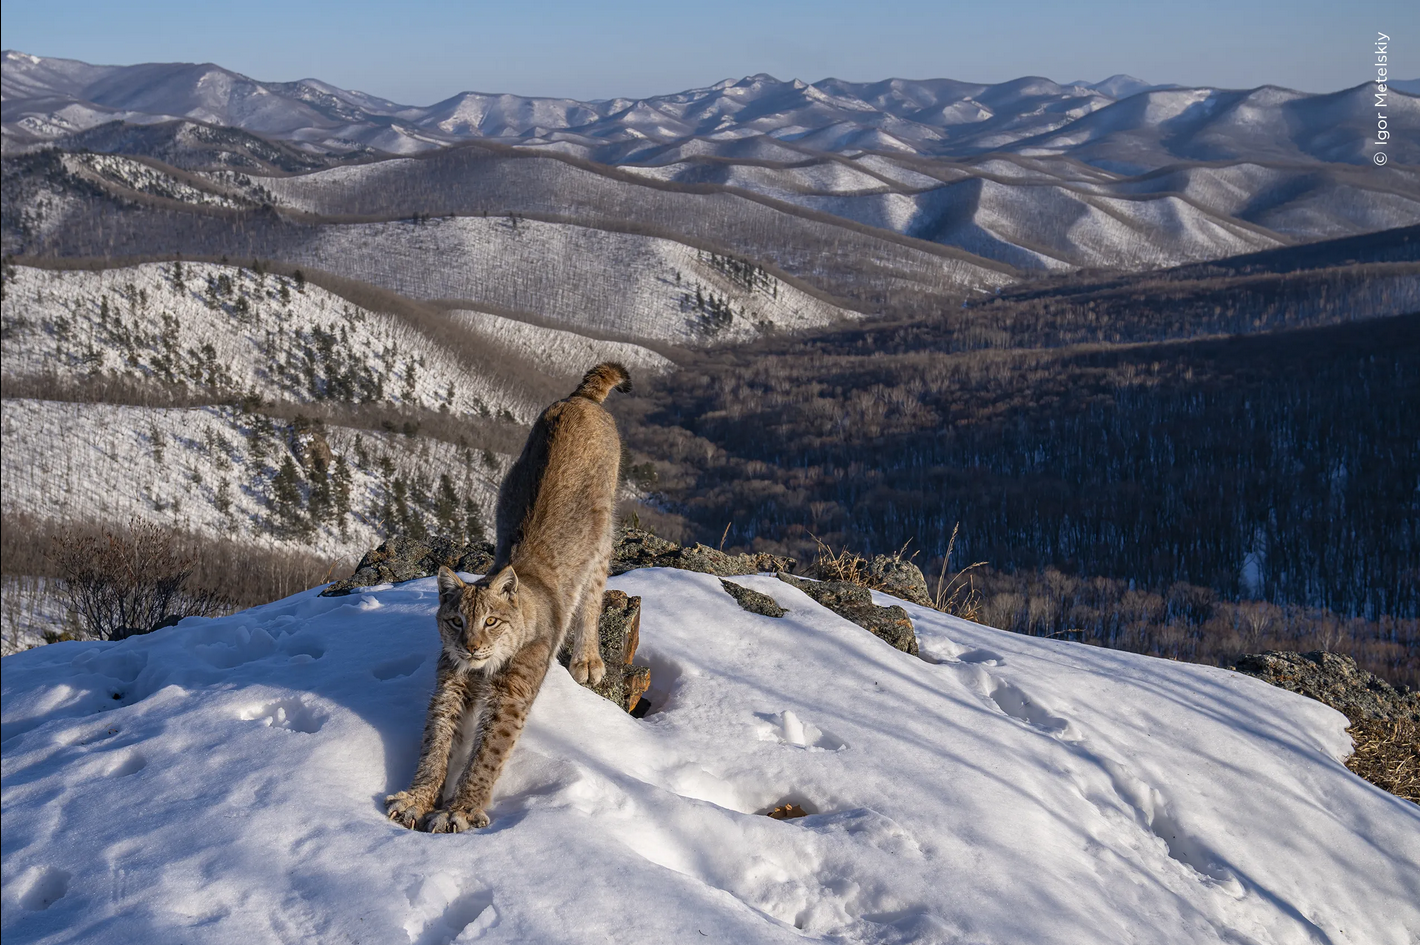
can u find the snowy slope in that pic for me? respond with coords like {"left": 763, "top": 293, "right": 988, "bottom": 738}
{"left": 446, "top": 309, "right": 674, "bottom": 380}
{"left": 0, "top": 398, "right": 503, "bottom": 563}
{"left": 248, "top": 216, "right": 857, "bottom": 345}
{"left": 3, "top": 569, "right": 1416, "bottom": 944}
{"left": 1, "top": 263, "right": 532, "bottom": 420}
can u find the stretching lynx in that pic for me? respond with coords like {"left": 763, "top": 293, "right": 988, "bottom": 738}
{"left": 385, "top": 362, "right": 631, "bottom": 832}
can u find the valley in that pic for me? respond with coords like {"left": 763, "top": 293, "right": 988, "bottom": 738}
{"left": 1, "top": 52, "right": 1415, "bottom": 693}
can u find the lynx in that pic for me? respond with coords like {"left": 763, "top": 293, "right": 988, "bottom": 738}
{"left": 385, "top": 362, "right": 631, "bottom": 833}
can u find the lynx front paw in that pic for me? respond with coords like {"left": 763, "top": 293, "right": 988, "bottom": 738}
{"left": 385, "top": 791, "right": 429, "bottom": 830}
{"left": 571, "top": 654, "right": 606, "bottom": 687}
{"left": 420, "top": 807, "right": 491, "bottom": 833}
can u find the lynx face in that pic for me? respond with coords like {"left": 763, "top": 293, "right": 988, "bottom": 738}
{"left": 437, "top": 566, "right": 523, "bottom": 672}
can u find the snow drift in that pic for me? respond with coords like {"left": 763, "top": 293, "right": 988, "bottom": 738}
{"left": 2, "top": 568, "right": 1417, "bottom": 944}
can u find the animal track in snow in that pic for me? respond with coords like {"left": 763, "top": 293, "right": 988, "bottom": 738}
{"left": 402, "top": 874, "right": 496, "bottom": 945}
{"left": 758, "top": 710, "right": 847, "bottom": 751}
{"left": 71, "top": 649, "right": 148, "bottom": 684}
{"left": 1096, "top": 759, "right": 1238, "bottom": 885}
{"left": 372, "top": 654, "right": 426, "bottom": 681}
{"left": 195, "top": 626, "right": 279, "bottom": 669}
{"left": 956, "top": 648, "right": 1004, "bottom": 665}
{"left": 632, "top": 647, "right": 684, "bottom": 715}
{"left": 17, "top": 866, "right": 70, "bottom": 911}
{"left": 239, "top": 698, "right": 325, "bottom": 734}
{"left": 105, "top": 751, "right": 147, "bottom": 777}
{"left": 798, "top": 807, "right": 924, "bottom": 859}
{"left": 282, "top": 636, "right": 326, "bottom": 661}
{"left": 987, "top": 679, "right": 1072, "bottom": 737}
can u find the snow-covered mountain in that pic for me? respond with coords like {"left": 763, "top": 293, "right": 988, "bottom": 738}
{"left": 7, "top": 52, "right": 1418, "bottom": 275}
{"left": 6, "top": 51, "right": 1417, "bottom": 168}
{"left": 3, "top": 567, "right": 1416, "bottom": 943}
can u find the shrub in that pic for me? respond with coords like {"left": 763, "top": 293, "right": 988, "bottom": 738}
{"left": 47, "top": 519, "right": 229, "bottom": 640}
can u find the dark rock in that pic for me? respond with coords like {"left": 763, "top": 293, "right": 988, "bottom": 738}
{"left": 610, "top": 528, "right": 680, "bottom": 572}
{"left": 1235, "top": 651, "right": 1419, "bottom": 723}
{"left": 611, "top": 527, "right": 797, "bottom": 577}
{"left": 454, "top": 545, "right": 495, "bottom": 576}
{"left": 720, "top": 580, "right": 786, "bottom": 617}
{"left": 775, "top": 572, "right": 918, "bottom": 656}
{"left": 320, "top": 536, "right": 495, "bottom": 596}
{"left": 557, "top": 590, "right": 651, "bottom": 713}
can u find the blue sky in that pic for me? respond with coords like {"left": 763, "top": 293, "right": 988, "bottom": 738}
{"left": 4, "top": 0, "right": 1416, "bottom": 102}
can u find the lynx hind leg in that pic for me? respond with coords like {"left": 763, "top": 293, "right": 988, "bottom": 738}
{"left": 569, "top": 582, "right": 607, "bottom": 686}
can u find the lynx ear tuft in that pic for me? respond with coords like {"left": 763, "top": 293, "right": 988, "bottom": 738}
{"left": 437, "top": 566, "right": 466, "bottom": 598}
{"left": 493, "top": 566, "right": 519, "bottom": 601}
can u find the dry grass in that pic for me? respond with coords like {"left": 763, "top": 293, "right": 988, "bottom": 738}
{"left": 932, "top": 523, "right": 986, "bottom": 621}
{"left": 810, "top": 533, "right": 875, "bottom": 587}
{"left": 810, "top": 527, "right": 986, "bottom": 621}
{"left": 1345, "top": 718, "right": 1419, "bottom": 804}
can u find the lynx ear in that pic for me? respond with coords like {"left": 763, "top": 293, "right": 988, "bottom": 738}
{"left": 492, "top": 566, "right": 519, "bottom": 601}
{"left": 437, "top": 566, "right": 466, "bottom": 598}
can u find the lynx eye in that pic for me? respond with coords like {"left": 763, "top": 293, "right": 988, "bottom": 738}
{"left": 450, "top": 615, "right": 465, "bottom": 630}
{"left": 483, "top": 616, "right": 497, "bottom": 628}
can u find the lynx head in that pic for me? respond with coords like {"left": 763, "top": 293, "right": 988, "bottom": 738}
{"left": 436, "top": 566, "right": 524, "bottom": 672}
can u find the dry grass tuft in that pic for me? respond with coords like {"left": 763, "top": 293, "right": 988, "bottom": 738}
{"left": 1345, "top": 718, "right": 1419, "bottom": 804}
{"left": 810, "top": 533, "right": 876, "bottom": 587}
{"left": 932, "top": 523, "right": 986, "bottom": 621}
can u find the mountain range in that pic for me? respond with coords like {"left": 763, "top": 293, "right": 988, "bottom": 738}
{"left": 2, "top": 51, "right": 1418, "bottom": 660}
{"left": 6, "top": 50, "right": 1418, "bottom": 170}
{"left": 5, "top": 50, "right": 1419, "bottom": 277}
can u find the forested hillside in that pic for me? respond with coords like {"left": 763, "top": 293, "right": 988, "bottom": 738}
{"left": 621, "top": 233, "right": 1420, "bottom": 684}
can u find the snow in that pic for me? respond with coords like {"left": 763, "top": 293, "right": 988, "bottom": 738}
{"left": 1, "top": 263, "right": 530, "bottom": 421}
{"left": 446, "top": 309, "right": 674, "bottom": 379}
{"left": 248, "top": 216, "right": 854, "bottom": 345}
{"left": 4, "top": 568, "right": 1416, "bottom": 944}
{"left": 0, "top": 398, "right": 503, "bottom": 564}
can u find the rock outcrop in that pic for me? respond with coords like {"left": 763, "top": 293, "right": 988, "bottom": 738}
{"left": 1235, "top": 651, "right": 1419, "bottom": 722}
{"left": 720, "top": 580, "right": 787, "bottom": 618}
{"left": 320, "top": 536, "right": 494, "bottom": 596}
{"left": 862, "top": 556, "right": 934, "bottom": 607}
{"left": 775, "top": 572, "right": 918, "bottom": 656}
{"left": 612, "top": 527, "right": 796, "bottom": 577}
{"left": 557, "top": 590, "right": 651, "bottom": 713}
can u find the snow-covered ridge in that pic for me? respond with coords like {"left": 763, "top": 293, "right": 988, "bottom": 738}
{"left": 0, "top": 262, "right": 527, "bottom": 419}
{"left": 6, "top": 51, "right": 1416, "bottom": 168}
{"left": 446, "top": 309, "right": 673, "bottom": 380}
{"left": 2, "top": 568, "right": 1415, "bottom": 943}
{"left": 231, "top": 216, "right": 860, "bottom": 345}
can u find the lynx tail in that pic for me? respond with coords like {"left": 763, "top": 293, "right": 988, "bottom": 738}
{"left": 572, "top": 362, "right": 632, "bottom": 403}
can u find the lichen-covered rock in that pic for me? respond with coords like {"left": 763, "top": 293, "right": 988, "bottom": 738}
{"left": 775, "top": 572, "right": 918, "bottom": 656}
{"left": 864, "top": 555, "right": 934, "bottom": 607}
{"left": 1235, "top": 651, "right": 1419, "bottom": 722}
{"left": 611, "top": 528, "right": 797, "bottom": 577}
{"left": 320, "top": 536, "right": 494, "bottom": 596}
{"left": 720, "top": 580, "right": 786, "bottom": 617}
{"left": 558, "top": 590, "right": 650, "bottom": 713}
{"left": 610, "top": 528, "right": 681, "bottom": 572}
